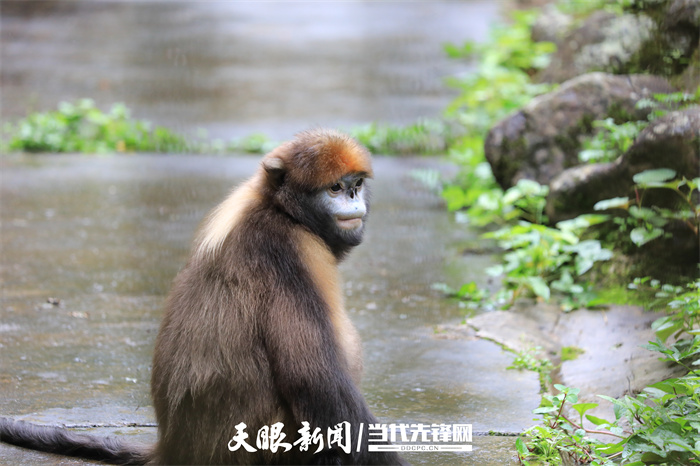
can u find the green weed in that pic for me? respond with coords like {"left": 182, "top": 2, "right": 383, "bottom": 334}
{"left": 517, "top": 280, "right": 700, "bottom": 465}
{"left": 2, "top": 99, "right": 190, "bottom": 154}
{"left": 594, "top": 168, "right": 699, "bottom": 247}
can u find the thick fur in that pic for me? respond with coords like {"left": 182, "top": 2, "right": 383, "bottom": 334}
{"left": 152, "top": 128, "right": 397, "bottom": 464}
{"left": 0, "top": 417, "right": 151, "bottom": 464}
{"left": 0, "top": 129, "right": 402, "bottom": 465}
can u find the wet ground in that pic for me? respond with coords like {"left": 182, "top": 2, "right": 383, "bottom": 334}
{"left": 0, "top": 2, "right": 539, "bottom": 463}
{"left": 1, "top": 1, "right": 499, "bottom": 140}
{"left": 0, "top": 154, "right": 538, "bottom": 465}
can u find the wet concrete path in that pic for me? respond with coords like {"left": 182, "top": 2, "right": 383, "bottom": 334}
{"left": 0, "top": 154, "right": 538, "bottom": 464}
{"left": 1, "top": 1, "right": 498, "bottom": 140}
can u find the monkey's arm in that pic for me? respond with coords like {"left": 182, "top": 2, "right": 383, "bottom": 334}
{"left": 263, "top": 288, "right": 404, "bottom": 465}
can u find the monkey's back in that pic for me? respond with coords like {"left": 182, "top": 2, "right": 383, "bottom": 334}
{"left": 151, "top": 203, "right": 319, "bottom": 465}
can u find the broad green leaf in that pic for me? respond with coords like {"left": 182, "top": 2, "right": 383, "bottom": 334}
{"left": 633, "top": 168, "right": 676, "bottom": 185}
{"left": 514, "top": 437, "right": 528, "bottom": 456}
{"left": 594, "top": 197, "right": 629, "bottom": 210}
{"left": 628, "top": 206, "right": 656, "bottom": 220}
{"left": 572, "top": 402, "right": 598, "bottom": 417}
{"left": 652, "top": 316, "right": 683, "bottom": 341}
{"left": 515, "top": 178, "right": 548, "bottom": 196}
{"left": 597, "top": 440, "right": 625, "bottom": 455}
{"left": 579, "top": 148, "right": 607, "bottom": 162}
{"left": 650, "top": 422, "right": 685, "bottom": 448}
{"left": 585, "top": 414, "right": 612, "bottom": 426}
{"left": 555, "top": 214, "right": 609, "bottom": 233}
{"left": 442, "top": 185, "right": 470, "bottom": 211}
{"left": 525, "top": 276, "right": 550, "bottom": 300}
{"left": 630, "top": 227, "right": 664, "bottom": 246}
{"left": 629, "top": 206, "right": 668, "bottom": 227}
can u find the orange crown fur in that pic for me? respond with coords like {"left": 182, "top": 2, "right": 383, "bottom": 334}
{"left": 263, "top": 129, "right": 372, "bottom": 190}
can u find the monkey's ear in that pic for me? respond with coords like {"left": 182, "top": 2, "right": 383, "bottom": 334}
{"left": 262, "top": 156, "right": 286, "bottom": 189}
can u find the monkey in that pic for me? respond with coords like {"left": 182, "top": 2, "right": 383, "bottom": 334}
{"left": 0, "top": 129, "right": 406, "bottom": 465}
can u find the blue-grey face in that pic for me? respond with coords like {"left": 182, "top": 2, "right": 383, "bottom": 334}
{"left": 320, "top": 174, "right": 367, "bottom": 232}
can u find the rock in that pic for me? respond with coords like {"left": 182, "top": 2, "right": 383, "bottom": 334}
{"left": 537, "top": 1, "right": 700, "bottom": 85}
{"left": 675, "top": 47, "right": 700, "bottom": 91}
{"left": 546, "top": 107, "right": 700, "bottom": 222}
{"left": 538, "top": 12, "right": 656, "bottom": 83}
{"left": 531, "top": 4, "right": 572, "bottom": 43}
{"left": 665, "top": 0, "right": 700, "bottom": 37}
{"left": 484, "top": 72, "right": 675, "bottom": 190}
{"left": 543, "top": 162, "right": 622, "bottom": 221}
{"left": 623, "top": 106, "right": 700, "bottom": 174}
{"left": 441, "top": 302, "right": 687, "bottom": 439}
{"left": 453, "top": 301, "right": 686, "bottom": 399}
{"left": 464, "top": 306, "right": 561, "bottom": 358}
{"left": 666, "top": 0, "right": 700, "bottom": 28}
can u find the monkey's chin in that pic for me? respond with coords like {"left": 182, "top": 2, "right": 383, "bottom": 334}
{"left": 336, "top": 217, "right": 363, "bottom": 230}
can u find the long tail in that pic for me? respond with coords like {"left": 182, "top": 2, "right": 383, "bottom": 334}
{"left": 0, "top": 417, "right": 153, "bottom": 465}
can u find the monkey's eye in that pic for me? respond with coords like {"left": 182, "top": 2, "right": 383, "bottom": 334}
{"left": 355, "top": 178, "right": 363, "bottom": 188}
{"left": 329, "top": 183, "right": 343, "bottom": 194}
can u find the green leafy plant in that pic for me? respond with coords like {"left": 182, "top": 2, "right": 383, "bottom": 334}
{"left": 225, "top": 133, "right": 278, "bottom": 154}
{"left": 441, "top": 8, "right": 556, "bottom": 217}
{"left": 443, "top": 175, "right": 613, "bottom": 309}
{"left": 643, "top": 278, "right": 700, "bottom": 376}
{"left": 443, "top": 173, "right": 612, "bottom": 309}
{"left": 441, "top": 135, "right": 500, "bottom": 212}
{"left": 2, "top": 99, "right": 190, "bottom": 154}
{"left": 598, "top": 376, "right": 700, "bottom": 465}
{"left": 579, "top": 89, "right": 700, "bottom": 165}
{"left": 430, "top": 281, "right": 489, "bottom": 306}
{"left": 508, "top": 346, "right": 554, "bottom": 373}
{"left": 460, "top": 179, "right": 550, "bottom": 227}
{"left": 2, "top": 100, "right": 459, "bottom": 156}
{"left": 444, "top": 10, "right": 555, "bottom": 135}
{"left": 519, "top": 378, "right": 700, "bottom": 465}
{"left": 518, "top": 280, "right": 700, "bottom": 465}
{"left": 518, "top": 384, "right": 618, "bottom": 465}
{"left": 507, "top": 346, "right": 554, "bottom": 392}
{"left": 484, "top": 218, "right": 612, "bottom": 307}
{"left": 578, "top": 118, "right": 645, "bottom": 163}
{"left": 613, "top": 279, "right": 700, "bottom": 464}
{"left": 349, "top": 119, "right": 457, "bottom": 155}
{"left": 637, "top": 88, "right": 700, "bottom": 121}
{"left": 595, "top": 168, "right": 700, "bottom": 247}
{"left": 561, "top": 346, "right": 585, "bottom": 361}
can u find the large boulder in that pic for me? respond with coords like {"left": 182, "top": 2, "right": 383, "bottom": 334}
{"left": 546, "top": 107, "right": 700, "bottom": 222}
{"left": 537, "top": 0, "right": 700, "bottom": 87}
{"left": 538, "top": 11, "right": 656, "bottom": 84}
{"left": 484, "top": 72, "right": 675, "bottom": 190}
{"left": 530, "top": 4, "right": 572, "bottom": 44}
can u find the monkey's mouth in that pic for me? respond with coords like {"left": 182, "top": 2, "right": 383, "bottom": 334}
{"left": 336, "top": 216, "right": 363, "bottom": 230}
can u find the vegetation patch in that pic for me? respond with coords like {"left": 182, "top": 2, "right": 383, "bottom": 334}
{"left": 516, "top": 280, "right": 700, "bottom": 465}
{"left": 438, "top": 2, "right": 700, "bottom": 464}
{"left": 579, "top": 90, "right": 700, "bottom": 165}
{"left": 2, "top": 99, "right": 190, "bottom": 154}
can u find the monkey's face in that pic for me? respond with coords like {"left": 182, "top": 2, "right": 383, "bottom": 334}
{"left": 317, "top": 173, "right": 368, "bottom": 245}
{"left": 264, "top": 150, "right": 371, "bottom": 259}
{"left": 323, "top": 174, "right": 367, "bottom": 231}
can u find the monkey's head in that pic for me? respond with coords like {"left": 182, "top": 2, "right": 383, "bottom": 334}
{"left": 262, "top": 129, "right": 372, "bottom": 259}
